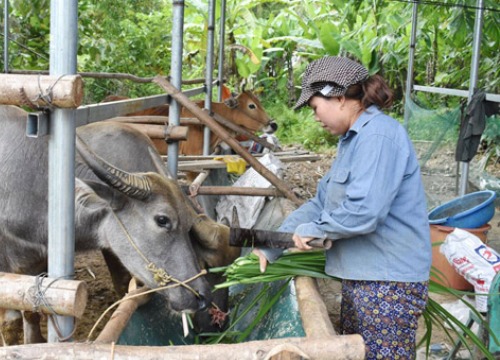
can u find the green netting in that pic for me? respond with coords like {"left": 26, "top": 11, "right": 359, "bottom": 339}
{"left": 405, "top": 96, "right": 462, "bottom": 170}
{"left": 404, "top": 95, "right": 500, "bottom": 210}
{"left": 404, "top": 96, "right": 463, "bottom": 209}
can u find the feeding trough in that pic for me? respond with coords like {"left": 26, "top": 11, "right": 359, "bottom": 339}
{"left": 0, "top": 275, "right": 365, "bottom": 360}
{"left": 428, "top": 190, "right": 497, "bottom": 228}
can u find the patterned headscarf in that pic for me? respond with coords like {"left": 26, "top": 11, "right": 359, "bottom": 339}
{"left": 293, "top": 56, "right": 369, "bottom": 110}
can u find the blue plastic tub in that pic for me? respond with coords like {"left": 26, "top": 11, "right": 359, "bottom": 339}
{"left": 428, "top": 190, "right": 497, "bottom": 228}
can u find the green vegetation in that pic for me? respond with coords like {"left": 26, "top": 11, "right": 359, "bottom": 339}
{"left": 1, "top": 0, "right": 498, "bottom": 151}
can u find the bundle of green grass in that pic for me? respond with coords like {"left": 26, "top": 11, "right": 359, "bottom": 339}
{"left": 210, "top": 250, "right": 496, "bottom": 359}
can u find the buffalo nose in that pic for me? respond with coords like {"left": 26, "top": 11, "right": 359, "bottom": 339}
{"left": 197, "top": 293, "right": 210, "bottom": 311}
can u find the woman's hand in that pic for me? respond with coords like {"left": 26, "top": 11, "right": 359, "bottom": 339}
{"left": 252, "top": 248, "right": 269, "bottom": 273}
{"left": 293, "top": 234, "right": 314, "bottom": 250}
{"left": 252, "top": 234, "right": 314, "bottom": 273}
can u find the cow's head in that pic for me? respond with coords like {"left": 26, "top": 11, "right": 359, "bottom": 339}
{"left": 221, "top": 85, "right": 277, "bottom": 134}
{"left": 74, "top": 136, "right": 212, "bottom": 313}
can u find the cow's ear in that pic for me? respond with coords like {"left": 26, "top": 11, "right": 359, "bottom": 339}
{"left": 221, "top": 84, "right": 233, "bottom": 100}
{"left": 224, "top": 97, "right": 238, "bottom": 109}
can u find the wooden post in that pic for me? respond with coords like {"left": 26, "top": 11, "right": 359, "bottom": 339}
{"left": 152, "top": 76, "right": 302, "bottom": 206}
{"left": 94, "top": 286, "right": 152, "bottom": 344}
{"left": 0, "top": 335, "right": 366, "bottom": 359}
{"left": 0, "top": 272, "right": 87, "bottom": 318}
{"left": 295, "top": 276, "right": 337, "bottom": 338}
{"left": 0, "top": 74, "right": 83, "bottom": 108}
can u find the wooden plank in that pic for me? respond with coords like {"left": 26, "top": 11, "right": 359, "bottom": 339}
{"left": 177, "top": 154, "right": 321, "bottom": 172}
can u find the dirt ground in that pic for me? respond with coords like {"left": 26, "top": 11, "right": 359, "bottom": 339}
{"left": 32, "top": 145, "right": 500, "bottom": 354}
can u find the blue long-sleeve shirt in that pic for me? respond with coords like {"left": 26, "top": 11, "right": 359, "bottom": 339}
{"left": 267, "top": 106, "right": 431, "bottom": 282}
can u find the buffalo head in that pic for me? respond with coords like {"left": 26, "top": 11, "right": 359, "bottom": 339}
{"left": 74, "top": 135, "right": 212, "bottom": 313}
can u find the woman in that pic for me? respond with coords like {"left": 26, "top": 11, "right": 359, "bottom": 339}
{"left": 254, "top": 56, "right": 431, "bottom": 359}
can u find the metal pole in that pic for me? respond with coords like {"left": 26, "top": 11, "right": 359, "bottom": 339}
{"left": 47, "top": 0, "right": 77, "bottom": 343}
{"left": 458, "top": 0, "right": 484, "bottom": 196}
{"left": 167, "top": 0, "right": 185, "bottom": 178}
{"left": 203, "top": 0, "right": 216, "bottom": 155}
{"left": 403, "top": 0, "right": 419, "bottom": 129}
{"left": 3, "top": 0, "right": 9, "bottom": 72}
{"left": 217, "top": 0, "right": 227, "bottom": 102}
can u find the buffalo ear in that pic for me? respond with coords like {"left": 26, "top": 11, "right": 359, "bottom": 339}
{"left": 75, "top": 178, "right": 127, "bottom": 211}
{"left": 148, "top": 147, "right": 173, "bottom": 179}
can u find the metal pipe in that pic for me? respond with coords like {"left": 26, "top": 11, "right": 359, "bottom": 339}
{"left": 47, "top": 0, "right": 78, "bottom": 343}
{"left": 3, "top": 0, "right": 9, "bottom": 72}
{"left": 217, "top": 0, "right": 227, "bottom": 102}
{"left": 203, "top": 0, "right": 216, "bottom": 155}
{"left": 167, "top": 0, "right": 185, "bottom": 178}
{"left": 403, "top": 0, "right": 419, "bottom": 129}
{"left": 458, "top": 0, "right": 484, "bottom": 196}
{"left": 413, "top": 85, "right": 500, "bottom": 102}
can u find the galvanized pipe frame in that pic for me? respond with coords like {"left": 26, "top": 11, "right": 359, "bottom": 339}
{"left": 459, "top": 0, "right": 485, "bottom": 196}
{"left": 47, "top": 0, "right": 78, "bottom": 343}
{"left": 3, "top": 0, "right": 9, "bottom": 73}
{"left": 167, "top": 0, "right": 185, "bottom": 178}
{"left": 203, "top": 0, "right": 217, "bottom": 156}
{"left": 403, "top": 0, "right": 497, "bottom": 197}
{"left": 0, "top": 0, "right": 227, "bottom": 343}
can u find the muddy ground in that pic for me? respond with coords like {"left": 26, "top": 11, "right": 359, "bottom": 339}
{"left": 25, "top": 145, "right": 500, "bottom": 354}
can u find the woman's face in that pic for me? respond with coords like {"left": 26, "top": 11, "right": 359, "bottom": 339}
{"left": 309, "top": 96, "right": 352, "bottom": 136}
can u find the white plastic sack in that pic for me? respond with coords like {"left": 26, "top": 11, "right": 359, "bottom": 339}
{"left": 215, "top": 153, "right": 284, "bottom": 229}
{"left": 440, "top": 228, "right": 500, "bottom": 311}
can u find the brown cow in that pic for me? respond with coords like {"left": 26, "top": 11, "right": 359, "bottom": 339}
{"left": 104, "top": 86, "right": 277, "bottom": 155}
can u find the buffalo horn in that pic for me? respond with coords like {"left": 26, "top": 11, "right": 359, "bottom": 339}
{"left": 75, "top": 135, "right": 152, "bottom": 200}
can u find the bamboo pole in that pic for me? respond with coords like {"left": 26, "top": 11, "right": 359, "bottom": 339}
{"left": 152, "top": 76, "right": 302, "bottom": 206}
{"left": 0, "top": 74, "right": 83, "bottom": 108}
{"left": 0, "top": 335, "right": 365, "bottom": 359}
{"left": 0, "top": 272, "right": 87, "bottom": 318}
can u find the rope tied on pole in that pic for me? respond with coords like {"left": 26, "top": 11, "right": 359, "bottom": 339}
{"left": 18, "top": 74, "right": 69, "bottom": 110}
{"left": 30, "top": 272, "right": 77, "bottom": 342}
{"left": 33, "top": 74, "right": 68, "bottom": 109}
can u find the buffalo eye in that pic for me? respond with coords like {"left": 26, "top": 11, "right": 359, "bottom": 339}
{"left": 155, "top": 215, "right": 172, "bottom": 230}
{"left": 248, "top": 103, "right": 257, "bottom": 110}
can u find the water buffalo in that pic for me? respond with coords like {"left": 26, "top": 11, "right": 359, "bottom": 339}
{"left": 0, "top": 105, "right": 238, "bottom": 344}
